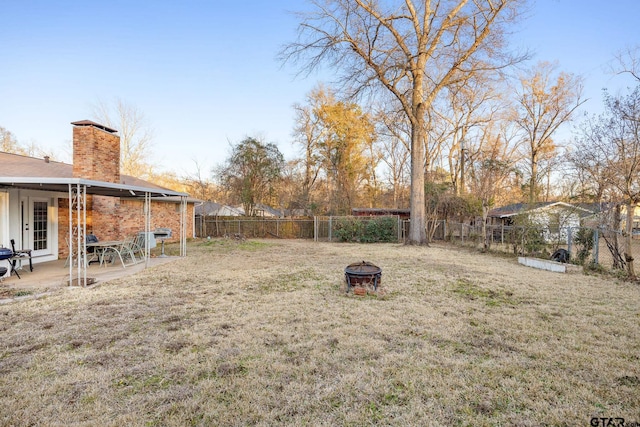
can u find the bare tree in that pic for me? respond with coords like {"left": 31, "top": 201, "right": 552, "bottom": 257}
{"left": 183, "top": 159, "right": 218, "bottom": 201}
{"left": 512, "top": 61, "right": 585, "bottom": 204}
{"left": 92, "top": 98, "right": 155, "bottom": 180}
{"left": 375, "top": 103, "right": 411, "bottom": 208}
{"left": 0, "top": 126, "right": 25, "bottom": 154}
{"left": 611, "top": 45, "right": 640, "bottom": 82}
{"left": 567, "top": 117, "right": 614, "bottom": 203}
{"left": 467, "top": 119, "right": 521, "bottom": 249}
{"left": 570, "top": 86, "right": 640, "bottom": 278}
{"left": 0, "top": 126, "right": 57, "bottom": 159}
{"left": 291, "top": 85, "right": 329, "bottom": 212}
{"left": 433, "top": 73, "right": 502, "bottom": 195}
{"left": 282, "top": 0, "right": 527, "bottom": 244}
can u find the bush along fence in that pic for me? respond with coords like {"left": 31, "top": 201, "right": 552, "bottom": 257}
{"left": 314, "top": 216, "right": 403, "bottom": 243}
{"left": 443, "top": 222, "right": 637, "bottom": 272}
{"left": 195, "top": 215, "right": 403, "bottom": 243}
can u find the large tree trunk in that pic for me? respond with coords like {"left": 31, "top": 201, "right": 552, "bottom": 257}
{"left": 625, "top": 202, "right": 636, "bottom": 278}
{"left": 529, "top": 158, "right": 538, "bottom": 204}
{"left": 482, "top": 199, "right": 490, "bottom": 251}
{"left": 407, "top": 90, "right": 427, "bottom": 245}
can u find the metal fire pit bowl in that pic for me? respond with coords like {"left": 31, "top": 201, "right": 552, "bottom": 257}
{"left": 345, "top": 261, "right": 382, "bottom": 292}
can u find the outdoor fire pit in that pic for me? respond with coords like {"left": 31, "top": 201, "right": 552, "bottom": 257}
{"left": 345, "top": 261, "right": 382, "bottom": 293}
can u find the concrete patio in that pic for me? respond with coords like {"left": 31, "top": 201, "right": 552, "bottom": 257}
{"left": 0, "top": 255, "right": 180, "bottom": 303}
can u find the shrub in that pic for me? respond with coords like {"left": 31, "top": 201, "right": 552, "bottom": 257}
{"left": 334, "top": 217, "right": 363, "bottom": 242}
{"left": 334, "top": 216, "right": 398, "bottom": 243}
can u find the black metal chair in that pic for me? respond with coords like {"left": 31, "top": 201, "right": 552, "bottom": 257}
{"left": 85, "top": 234, "right": 102, "bottom": 265}
{"left": 10, "top": 239, "right": 33, "bottom": 277}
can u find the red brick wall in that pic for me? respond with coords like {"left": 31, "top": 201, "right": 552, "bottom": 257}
{"left": 72, "top": 124, "right": 120, "bottom": 183}
{"left": 58, "top": 199, "right": 70, "bottom": 258}
{"left": 91, "top": 195, "right": 122, "bottom": 240}
{"left": 146, "top": 201, "right": 195, "bottom": 241}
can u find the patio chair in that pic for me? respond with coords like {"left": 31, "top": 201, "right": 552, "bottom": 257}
{"left": 10, "top": 239, "right": 33, "bottom": 275}
{"left": 129, "top": 233, "right": 147, "bottom": 262}
{"left": 119, "top": 236, "right": 144, "bottom": 265}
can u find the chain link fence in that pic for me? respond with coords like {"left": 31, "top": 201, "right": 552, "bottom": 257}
{"left": 443, "top": 221, "right": 638, "bottom": 271}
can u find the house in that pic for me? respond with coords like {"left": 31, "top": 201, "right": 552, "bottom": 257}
{"left": 195, "top": 202, "right": 245, "bottom": 217}
{"left": 251, "top": 204, "right": 284, "bottom": 218}
{"left": 194, "top": 202, "right": 283, "bottom": 218}
{"left": 0, "top": 120, "right": 194, "bottom": 279}
{"left": 487, "top": 201, "right": 596, "bottom": 242}
{"left": 351, "top": 208, "right": 411, "bottom": 220}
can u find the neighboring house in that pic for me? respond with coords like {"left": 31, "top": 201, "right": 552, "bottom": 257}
{"left": 352, "top": 208, "right": 411, "bottom": 220}
{"left": 0, "top": 120, "right": 194, "bottom": 276}
{"left": 487, "top": 201, "right": 596, "bottom": 242}
{"left": 252, "top": 204, "right": 283, "bottom": 218}
{"left": 195, "top": 202, "right": 245, "bottom": 217}
{"left": 195, "top": 202, "right": 283, "bottom": 218}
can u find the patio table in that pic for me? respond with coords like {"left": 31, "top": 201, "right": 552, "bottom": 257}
{"left": 86, "top": 240, "right": 127, "bottom": 268}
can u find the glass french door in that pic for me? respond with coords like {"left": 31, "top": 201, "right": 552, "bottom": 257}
{"left": 21, "top": 197, "right": 51, "bottom": 256}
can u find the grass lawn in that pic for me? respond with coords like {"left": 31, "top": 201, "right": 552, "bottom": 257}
{"left": 0, "top": 239, "right": 639, "bottom": 426}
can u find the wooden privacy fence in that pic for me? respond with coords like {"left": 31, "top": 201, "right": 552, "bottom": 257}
{"left": 196, "top": 216, "right": 315, "bottom": 239}
{"left": 195, "top": 215, "right": 404, "bottom": 242}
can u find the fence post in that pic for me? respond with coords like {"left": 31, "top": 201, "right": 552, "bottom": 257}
{"left": 593, "top": 228, "right": 599, "bottom": 265}
{"left": 329, "top": 216, "right": 332, "bottom": 242}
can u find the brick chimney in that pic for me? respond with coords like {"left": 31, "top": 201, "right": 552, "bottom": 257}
{"left": 71, "top": 120, "right": 120, "bottom": 183}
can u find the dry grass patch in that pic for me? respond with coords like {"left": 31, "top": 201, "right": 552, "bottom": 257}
{"left": 1, "top": 239, "right": 639, "bottom": 426}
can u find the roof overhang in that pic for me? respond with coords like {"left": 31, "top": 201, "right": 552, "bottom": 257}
{"left": 492, "top": 202, "right": 596, "bottom": 219}
{"left": 0, "top": 177, "right": 188, "bottom": 199}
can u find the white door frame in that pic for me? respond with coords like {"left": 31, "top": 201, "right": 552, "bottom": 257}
{"left": 18, "top": 194, "right": 57, "bottom": 259}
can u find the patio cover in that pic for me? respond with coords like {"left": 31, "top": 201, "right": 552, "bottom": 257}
{"left": 0, "top": 176, "right": 189, "bottom": 286}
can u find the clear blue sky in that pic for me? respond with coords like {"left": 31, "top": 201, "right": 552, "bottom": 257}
{"left": 1, "top": 0, "right": 638, "bottom": 177}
